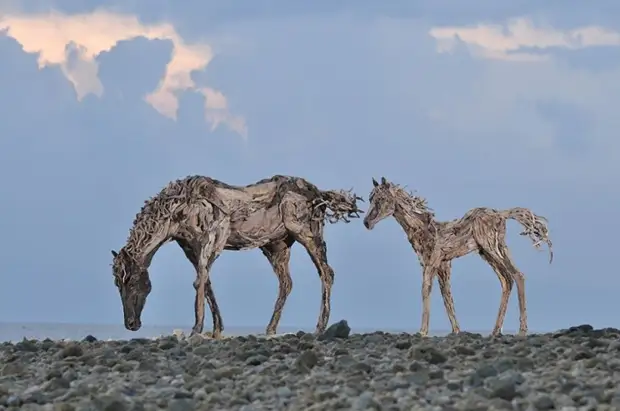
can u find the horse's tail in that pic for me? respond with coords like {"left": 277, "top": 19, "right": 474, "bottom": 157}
{"left": 504, "top": 207, "right": 553, "bottom": 264}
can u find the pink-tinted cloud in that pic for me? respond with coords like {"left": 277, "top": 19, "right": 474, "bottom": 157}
{"left": 0, "top": 8, "right": 247, "bottom": 138}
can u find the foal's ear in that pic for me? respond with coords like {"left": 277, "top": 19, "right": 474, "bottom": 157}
{"left": 372, "top": 178, "right": 379, "bottom": 187}
{"left": 380, "top": 176, "right": 387, "bottom": 185}
{"left": 111, "top": 250, "right": 118, "bottom": 258}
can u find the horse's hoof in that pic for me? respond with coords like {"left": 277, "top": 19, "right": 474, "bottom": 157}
{"left": 190, "top": 328, "right": 204, "bottom": 337}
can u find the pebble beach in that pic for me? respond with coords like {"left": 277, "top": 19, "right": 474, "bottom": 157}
{"left": 1, "top": 321, "right": 619, "bottom": 410}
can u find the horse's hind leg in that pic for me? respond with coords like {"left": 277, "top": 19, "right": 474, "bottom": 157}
{"left": 284, "top": 222, "right": 333, "bottom": 334}
{"left": 297, "top": 231, "right": 334, "bottom": 335}
{"left": 479, "top": 245, "right": 515, "bottom": 336}
{"left": 261, "top": 237, "right": 295, "bottom": 336}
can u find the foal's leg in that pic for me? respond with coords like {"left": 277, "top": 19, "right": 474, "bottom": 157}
{"left": 498, "top": 245, "right": 528, "bottom": 336}
{"left": 177, "top": 241, "right": 224, "bottom": 338}
{"left": 261, "top": 237, "right": 295, "bottom": 336}
{"left": 437, "top": 261, "right": 461, "bottom": 334}
{"left": 419, "top": 251, "right": 444, "bottom": 337}
{"left": 479, "top": 248, "right": 515, "bottom": 336}
{"left": 419, "top": 266, "right": 436, "bottom": 337}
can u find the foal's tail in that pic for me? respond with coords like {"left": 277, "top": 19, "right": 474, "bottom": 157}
{"left": 504, "top": 207, "right": 554, "bottom": 264}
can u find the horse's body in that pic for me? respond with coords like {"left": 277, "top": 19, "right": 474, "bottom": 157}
{"left": 111, "top": 175, "right": 363, "bottom": 338}
{"left": 363, "top": 177, "right": 553, "bottom": 337}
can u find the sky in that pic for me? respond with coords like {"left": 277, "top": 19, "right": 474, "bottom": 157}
{"left": 0, "top": 0, "right": 618, "bottom": 334}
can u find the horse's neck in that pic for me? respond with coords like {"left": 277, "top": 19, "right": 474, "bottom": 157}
{"left": 393, "top": 205, "right": 436, "bottom": 256}
{"left": 126, "top": 223, "right": 174, "bottom": 268}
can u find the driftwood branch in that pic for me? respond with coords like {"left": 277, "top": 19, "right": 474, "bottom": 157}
{"left": 517, "top": 210, "right": 553, "bottom": 263}
{"left": 313, "top": 188, "right": 365, "bottom": 224}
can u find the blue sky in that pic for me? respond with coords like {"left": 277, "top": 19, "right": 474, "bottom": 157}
{"left": 0, "top": 0, "right": 617, "bottom": 333}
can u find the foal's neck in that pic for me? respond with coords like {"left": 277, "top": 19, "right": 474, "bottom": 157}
{"left": 393, "top": 203, "right": 432, "bottom": 231}
{"left": 393, "top": 204, "right": 436, "bottom": 252}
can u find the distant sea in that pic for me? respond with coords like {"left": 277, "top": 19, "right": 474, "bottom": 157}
{"left": 0, "top": 322, "right": 521, "bottom": 342}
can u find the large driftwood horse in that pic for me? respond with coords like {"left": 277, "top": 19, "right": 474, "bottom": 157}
{"left": 111, "top": 175, "right": 363, "bottom": 338}
{"left": 363, "top": 177, "right": 553, "bottom": 337}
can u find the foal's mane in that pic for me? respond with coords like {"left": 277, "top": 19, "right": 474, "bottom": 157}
{"left": 387, "top": 183, "right": 434, "bottom": 218}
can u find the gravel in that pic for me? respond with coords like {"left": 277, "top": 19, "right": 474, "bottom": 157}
{"left": 1, "top": 321, "right": 620, "bottom": 410}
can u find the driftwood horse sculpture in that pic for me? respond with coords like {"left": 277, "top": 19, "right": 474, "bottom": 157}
{"left": 111, "top": 175, "right": 363, "bottom": 338}
{"left": 363, "top": 177, "right": 553, "bottom": 337}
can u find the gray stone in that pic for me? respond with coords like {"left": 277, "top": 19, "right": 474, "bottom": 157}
{"left": 531, "top": 394, "right": 555, "bottom": 410}
{"left": 295, "top": 350, "right": 319, "bottom": 372}
{"left": 352, "top": 391, "right": 381, "bottom": 410}
{"left": 487, "top": 376, "right": 519, "bottom": 401}
{"left": 318, "top": 320, "right": 351, "bottom": 340}
{"left": 2, "top": 326, "right": 619, "bottom": 410}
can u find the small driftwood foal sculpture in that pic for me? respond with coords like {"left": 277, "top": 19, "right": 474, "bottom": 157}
{"left": 363, "top": 177, "right": 553, "bottom": 337}
{"left": 111, "top": 175, "right": 363, "bottom": 338}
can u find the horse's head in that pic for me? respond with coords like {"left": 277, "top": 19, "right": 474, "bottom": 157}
{"left": 111, "top": 248, "right": 151, "bottom": 331}
{"left": 316, "top": 188, "right": 365, "bottom": 224}
{"left": 364, "top": 177, "right": 428, "bottom": 229}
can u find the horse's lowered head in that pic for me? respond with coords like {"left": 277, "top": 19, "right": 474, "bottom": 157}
{"left": 111, "top": 248, "right": 152, "bottom": 331}
{"left": 315, "top": 188, "right": 365, "bottom": 224}
{"left": 364, "top": 177, "right": 429, "bottom": 230}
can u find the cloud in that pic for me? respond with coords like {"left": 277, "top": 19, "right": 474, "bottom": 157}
{"left": 0, "top": 8, "right": 247, "bottom": 138}
{"left": 405, "top": 16, "right": 620, "bottom": 170}
{"left": 430, "top": 17, "right": 620, "bottom": 62}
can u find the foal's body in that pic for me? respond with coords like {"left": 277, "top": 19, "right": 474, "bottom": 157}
{"left": 111, "top": 175, "right": 362, "bottom": 338}
{"left": 364, "top": 177, "right": 553, "bottom": 336}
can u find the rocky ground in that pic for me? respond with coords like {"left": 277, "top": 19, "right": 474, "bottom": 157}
{"left": 0, "top": 321, "right": 619, "bottom": 410}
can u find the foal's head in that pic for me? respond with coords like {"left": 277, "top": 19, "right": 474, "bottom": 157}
{"left": 364, "top": 177, "right": 429, "bottom": 229}
{"left": 111, "top": 248, "right": 152, "bottom": 331}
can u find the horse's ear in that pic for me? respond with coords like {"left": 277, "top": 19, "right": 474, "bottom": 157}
{"left": 381, "top": 177, "right": 387, "bottom": 185}
{"left": 372, "top": 178, "right": 379, "bottom": 187}
{"left": 111, "top": 250, "right": 118, "bottom": 258}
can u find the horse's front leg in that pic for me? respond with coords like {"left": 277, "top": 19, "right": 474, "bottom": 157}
{"left": 191, "top": 222, "right": 230, "bottom": 336}
{"left": 192, "top": 264, "right": 208, "bottom": 336}
{"left": 177, "top": 240, "right": 224, "bottom": 338}
{"left": 204, "top": 272, "right": 224, "bottom": 339}
{"left": 195, "top": 260, "right": 223, "bottom": 338}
